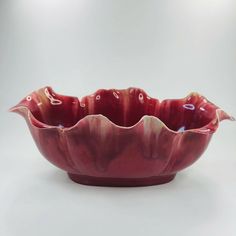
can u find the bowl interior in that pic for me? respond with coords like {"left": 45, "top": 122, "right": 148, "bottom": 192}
{"left": 28, "top": 88, "right": 217, "bottom": 131}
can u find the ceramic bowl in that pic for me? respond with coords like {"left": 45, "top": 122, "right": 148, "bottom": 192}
{"left": 10, "top": 87, "right": 233, "bottom": 186}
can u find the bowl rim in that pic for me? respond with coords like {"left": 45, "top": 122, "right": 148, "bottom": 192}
{"left": 10, "top": 86, "right": 234, "bottom": 134}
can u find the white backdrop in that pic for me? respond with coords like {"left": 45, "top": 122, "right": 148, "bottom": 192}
{"left": 1, "top": 1, "right": 236, "bottom": 236}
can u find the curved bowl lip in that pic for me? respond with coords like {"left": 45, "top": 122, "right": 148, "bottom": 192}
{"left": 10, "top": 86, "right": 234, "bottom": 134}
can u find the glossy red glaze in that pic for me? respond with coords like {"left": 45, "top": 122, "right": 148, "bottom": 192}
{"left": 10, "top": 87, "right": 233, "bottom": 186}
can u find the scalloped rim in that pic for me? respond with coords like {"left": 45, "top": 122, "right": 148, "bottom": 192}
{"left": 10, "top": 86, "right": 235, "bottom": 134}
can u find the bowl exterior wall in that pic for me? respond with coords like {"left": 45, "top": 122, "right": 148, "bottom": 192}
{"left": 28, "top": 115, "right": 213, "bottom": 179}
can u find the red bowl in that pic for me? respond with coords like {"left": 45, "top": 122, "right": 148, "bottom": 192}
{"left": 10, "top": 87, "right": 233, "bottom": 186}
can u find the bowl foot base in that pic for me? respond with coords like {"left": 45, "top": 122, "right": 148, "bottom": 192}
{"left": 67, "top": 173, "right": 176, "bottom": 187}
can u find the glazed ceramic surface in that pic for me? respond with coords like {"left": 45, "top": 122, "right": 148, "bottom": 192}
{"left": 10, "top": 87, "right": 233, "bottom": 186}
